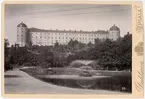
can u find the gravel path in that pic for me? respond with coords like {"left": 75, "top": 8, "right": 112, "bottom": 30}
{"left": 5, "top": 69, "right": 127, "bottom": 94}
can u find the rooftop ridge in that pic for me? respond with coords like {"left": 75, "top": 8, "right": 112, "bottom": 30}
{"left": 28, "top": 27, "right": 109, "bottom": 34}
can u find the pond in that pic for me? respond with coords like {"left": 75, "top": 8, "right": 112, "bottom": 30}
{"left": 20, "top": 67, "right": 132, "bottom": 93}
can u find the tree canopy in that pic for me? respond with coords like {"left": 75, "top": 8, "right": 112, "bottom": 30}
{"left": 5, "top": 33, "right": 132, "bottom": 71}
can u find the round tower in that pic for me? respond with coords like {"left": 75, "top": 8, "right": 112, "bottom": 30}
{"left": 109, "top": 24, "right": 120, "bottom": 41}
{"left": 17, "top": 22, "right": 27, "bottom": 47}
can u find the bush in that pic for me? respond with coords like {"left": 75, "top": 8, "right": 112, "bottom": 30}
{"left": 69, "top": 60, "right": 86, "bottom": 68}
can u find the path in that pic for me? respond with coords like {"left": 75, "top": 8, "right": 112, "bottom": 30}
{"left": 5, "top": 69, "right": 126, "bottom": 94}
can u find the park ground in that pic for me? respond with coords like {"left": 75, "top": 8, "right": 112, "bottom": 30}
{"left": 4, "top": 68, "right": 129, "bottom": 94}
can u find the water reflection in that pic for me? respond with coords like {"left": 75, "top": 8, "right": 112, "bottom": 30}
{"left": 21, "top": 68, "right": 131, "bottom": 93}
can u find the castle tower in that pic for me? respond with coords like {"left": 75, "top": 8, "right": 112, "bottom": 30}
{"left": 109, "top": 24, "right": 120, "bottom": 41}
{"left": 16, "top": 22, "right": 28, "bottom": 47}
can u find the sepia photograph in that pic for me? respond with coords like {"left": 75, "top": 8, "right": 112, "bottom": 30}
{"left": 4, "top": 3, "right": 133, "bottom": 95}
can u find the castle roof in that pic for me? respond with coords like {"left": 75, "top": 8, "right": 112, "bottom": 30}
{"left": 109, "top": 24, "right": 120, "bottom": 31}
{"left": 28, "top": 27, "right": 109, "bottom": 34}
{"left": 17, "top": 22, "right": 27, "bottom": 27}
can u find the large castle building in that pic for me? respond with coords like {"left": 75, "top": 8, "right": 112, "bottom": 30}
{"left": 16, "top": 22, "right": 120, "bottom": 47}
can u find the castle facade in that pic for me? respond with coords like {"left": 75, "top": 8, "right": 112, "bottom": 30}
{"left": 16, "top": 22, "right": 120, "bottom": 47}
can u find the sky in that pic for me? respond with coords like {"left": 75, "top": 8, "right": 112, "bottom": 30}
{"left": 5, "top": 4, "right": 132, "bottom": 45}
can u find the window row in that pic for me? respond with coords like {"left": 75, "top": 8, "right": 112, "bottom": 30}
{"left": 31, "top": 32, "right": 108, "bottom": 37}
{"left": 31, "top": 36, "right": 106, "bottom": 39}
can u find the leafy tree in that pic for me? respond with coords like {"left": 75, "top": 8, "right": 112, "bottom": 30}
{"left": 54, "top": 41, "right": 59, "bottom": 47}
{"left": 67, "top": 54, "right": 77, "bottom": 63}
{"left": 97, "top": 33, "right": 132, "bottom": 70}
{"left": 119, "top": 33, "right": 132, "bottom": 70}
{"left": 4, "top": 39, "right": 9, "bottom": 57}
{"left": 98, "top": 39, "right": 114, "bottom": 69}
{"left": 68, "top": 39, "right": 74, "bottom": 47}
{"left": 4, "top": 39, "right": 10, "bottom": 71}
{"left": 95, "top": 38, "right": 101, "bottom": 46}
